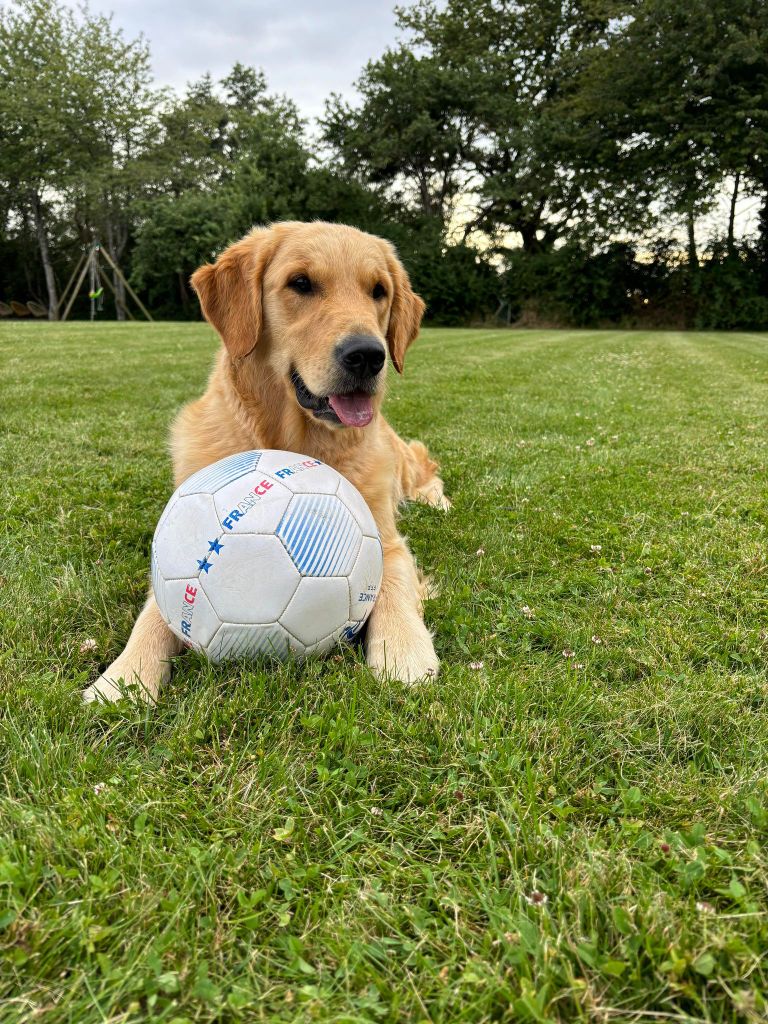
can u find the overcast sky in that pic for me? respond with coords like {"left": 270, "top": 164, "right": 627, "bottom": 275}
{"left": 66, "top": 0, "right": 403, "bottom": 122}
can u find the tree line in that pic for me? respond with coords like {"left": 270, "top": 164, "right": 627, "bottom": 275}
{"left": 1, "top": 0, "right": 766, "bottom": 328}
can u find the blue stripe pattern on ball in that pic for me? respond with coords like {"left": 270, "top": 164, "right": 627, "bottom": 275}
{"left": 277, "top": 494, "right": 359, "bottom": 576}
{"left": 178, "top": 450, "right": 262, "bottom": 496}
{"left": 210, "top": 626, "right": 288, "bottom": 662}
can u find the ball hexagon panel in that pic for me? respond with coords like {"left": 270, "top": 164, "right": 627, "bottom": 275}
{"left": 150, "top": 543, "right": 167, "bottom": 618}
{"left": 336, "top": 476, "right": 379, "bottom": 538}
{"left": 276, "top": 493, "right": 362, "bottom": 577}
{"left": 176, "top": 450, "right": 264, "bottom": 497}
{"left": 280, "top": 575, "right": 351, "bottom": 648}
{"left": 341, "top": 619, "right": 367, "bottom": 644}
{"left": 255, "top": 449, "right": 307, "bottom": 475}
{"left": 347, "top": 536, "right": 384, "bottom": 620}
{"left": 163, "top": 578, "right": 220, "bottom": 649}
{"left": 304, "top": 631, "right": 346, "bottom": 657}
{"left": 154, "top": 492, "right": 219, "bottom": 581}
{"left": 206, "top": 622, "right": 295, "bottom": 664}
{"left": 260, "top": 451, "right": 339, "bottom": 494}
{"left": 198, "top": 533, "right": 299, "bottom": 624}
{"left": 212, "top": 473, "right": 293, "bottom": 536}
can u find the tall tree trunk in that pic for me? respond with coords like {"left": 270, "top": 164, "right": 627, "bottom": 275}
{"left": 106, "top": 217, "right": 127, "bottom": 321}
{"left": 20, "top": 208, "right": 36, "bottom": 298}
{"left": 178, "top": 271, "right": 190, "bottom": 312}
{"left": 686, "top": 210, "right": 699, "bottom": 273}
{"left": 520, "top": 222, "right": 542, "bottom": 255}
{"left": 727, "top": 173, "right": 740, "bottom": 253}
{"left": 30, "top": 191, "right": 58, "bottom": 320}
{"left": 685, "top": 208, "right": 700, "bottom": 328}
{"left": 416, "top": 170, "right": 435, "bottom": 219}
{"left": 757, "top": 193, "right": 768, "bottom": 293}
{"left": 113, "top": 270, "right": 127, "bottom": 320}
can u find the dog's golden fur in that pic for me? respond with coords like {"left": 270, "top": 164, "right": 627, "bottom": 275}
{"left": 85, "top": 221, "right": 449, "bottom": 703}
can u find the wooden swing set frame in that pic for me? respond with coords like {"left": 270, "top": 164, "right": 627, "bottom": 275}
{"left": 58, "top": 241, "right": 153, "bottom": 322}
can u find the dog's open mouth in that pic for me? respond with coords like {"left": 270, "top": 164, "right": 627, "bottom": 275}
{"left": 291, "top": 370, "right": 374, "bottom": 428}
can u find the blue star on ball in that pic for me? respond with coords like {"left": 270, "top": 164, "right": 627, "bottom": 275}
{"left": 208, "top": 538, "right": 223, "bottom": 555}
{"left": 197, "top": 557, "right": 212, "bottom": 573}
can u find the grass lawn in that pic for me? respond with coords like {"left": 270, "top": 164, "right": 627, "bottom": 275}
{"left": 1, "top": 323, "right": 768, "bottom": 1023}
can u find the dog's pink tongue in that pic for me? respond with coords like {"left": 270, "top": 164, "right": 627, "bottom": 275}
{"left": 328, "top": 392, "right": 374, "bottom": 427}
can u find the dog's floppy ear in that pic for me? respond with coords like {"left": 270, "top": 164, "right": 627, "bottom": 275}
{"left": 384, "top": 246, "right": 426, "bottom": 374}
{"left": 191, "top": 228, "right": 274, "bottom": 360}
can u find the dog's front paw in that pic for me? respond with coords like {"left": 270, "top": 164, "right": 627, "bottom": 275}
{"left": 83, "top": 675, "right": 129, "bottom": 704}
{"left": 83, "top": 658, "right": 169, "bottom": 704}
{"left": 413, "top": 479, "right": 452, "bottom": 511}
{"left": 365, "top": 620, "right": 439, "bottom": 684}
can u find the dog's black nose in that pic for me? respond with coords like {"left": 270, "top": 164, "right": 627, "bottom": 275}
{"left": 336, "top": 335, "right": 386, "bottom": 378}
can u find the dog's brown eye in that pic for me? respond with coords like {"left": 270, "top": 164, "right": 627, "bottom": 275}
{"left": 372, "top": 283, "right": 387, "bottom": 300}
{"left": 288, "top": 275, "right": 313, "bottom": 295}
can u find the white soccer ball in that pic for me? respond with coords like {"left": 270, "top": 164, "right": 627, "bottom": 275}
{"left": 151, "top": 450, "right": 383, "bottom": 663}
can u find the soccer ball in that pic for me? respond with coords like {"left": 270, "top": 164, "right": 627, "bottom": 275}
{"left": 151, "top": 450, "right": 383, "bottom": 663}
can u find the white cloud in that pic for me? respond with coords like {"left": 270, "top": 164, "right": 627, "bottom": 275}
{"left": 65, "top": 0, "right": 401, "bottom": 121}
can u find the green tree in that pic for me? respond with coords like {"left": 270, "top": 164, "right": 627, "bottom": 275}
{"left": 324, "top": 1, "right": 620, "bottom": 255}
{"left": 322, "top": 46, "right": 470, "bottom": 229}
{"left": 0, "top": 0, "right": 83, "bottom": 316}
{"left": 131, "top": 66, "right": 312, "bottom": 311}
{"left": 0, "top": 0, "right": 160, "bottom": 318}
{"left": 572, "top": 0, "right": 768, "bottom": 268}
{"left": 68, "top": 18, "right": 159, "bottom": 318}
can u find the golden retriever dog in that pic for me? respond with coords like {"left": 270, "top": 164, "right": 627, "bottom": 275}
{"left": 84, "top": 221, "right": 450, "bottom": 703}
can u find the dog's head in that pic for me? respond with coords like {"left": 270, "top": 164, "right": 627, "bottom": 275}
{"left": 191, "top": 221, "right": 425, "bottom": 429}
